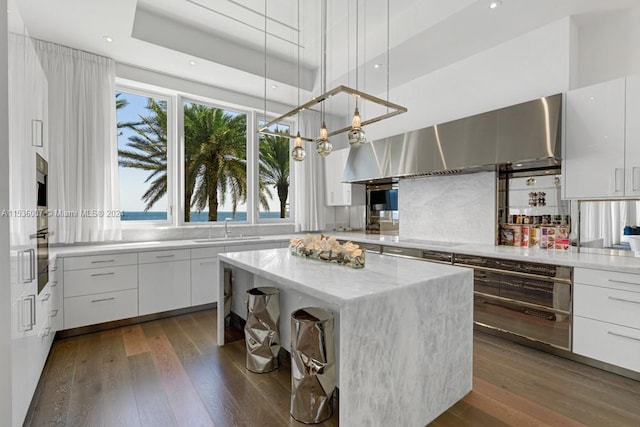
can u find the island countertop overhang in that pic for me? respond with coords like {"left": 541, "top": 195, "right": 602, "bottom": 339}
{"left": 218, "top": 248, "right": 472, "bottom": 306}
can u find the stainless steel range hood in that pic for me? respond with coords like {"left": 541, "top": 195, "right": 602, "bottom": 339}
{"left": 343, "top": 94, "right": 562, "bottom": 183}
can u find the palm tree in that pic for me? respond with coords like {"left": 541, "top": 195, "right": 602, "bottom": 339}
{"left": 259, "top": 133, "right": 290, "bottom": 218}
{"left": 185, "top": 105, "right": 248, "bottom": 221}
{"left": 118, "top": 99, "right": 168, "bottom": 211}
{"left": 115, "top": 93, "right": 141, "bottom": 135}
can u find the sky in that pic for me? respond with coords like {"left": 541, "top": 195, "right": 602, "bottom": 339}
{"left": 116, "top": 91, "right": 288, "bottom": 217}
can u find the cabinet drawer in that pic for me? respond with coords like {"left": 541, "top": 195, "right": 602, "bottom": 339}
{"left": 191, "top": 246, "right": 225, "bottom": 260}
{"left": 64, "top": 252, "right": 137, "bottom": 271}
{"left": 382, "top": 246, "right": 421, "bottom": 258}
{"left": 64, "top": 289, "right": 138, "bottom": 329}
{"left": 574, "top": 283, "right": 640, "bottom": 329}
{"left": 574, "top": 268, "right": 640, "bottom": 292}
{"left": 574, "top": 316, "right": 640, "bottom": 373}
{"left": 138, "top": 249, "right": 190, "bottom": 264}
{"left": 64, "top": 265, "right": 137, "bottom": 298}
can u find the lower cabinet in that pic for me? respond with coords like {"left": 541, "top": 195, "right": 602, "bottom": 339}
{"left": 138, "top": 249, "right": 191, "bottom": 316}
{"left": 64, "top": 289, "right": 139, "bottom": 329}
{"left": 573, "top": 267, "right": 640, "bottom": 373}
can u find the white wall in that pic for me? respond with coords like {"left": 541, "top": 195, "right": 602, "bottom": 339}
{"left": 0, "top": 1, "right": 12, "bottom": 423}
{"left": 364, "top": 18, "right": 572, "bottom": 141}
{"left": 575, "top": 7, "right": 640, "bottom": 88}
{"left": 399, "top": 172, "right": 496, "bottom": 245}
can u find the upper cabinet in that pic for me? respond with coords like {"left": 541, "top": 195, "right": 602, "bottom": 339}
{"left": 324, "top": 148, "right": 365, "bottom": 206}
{"left": 564, "top": 76, "right": 640, "bottom": 199}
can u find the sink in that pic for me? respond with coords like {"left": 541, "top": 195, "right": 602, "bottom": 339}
{"left": 192, "top": 236, "right": 258, "bottom": 243}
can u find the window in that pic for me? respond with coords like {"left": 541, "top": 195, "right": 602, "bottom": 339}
{"left": 116, "top": 90, "right": 170, "bottom": 222}
{"left": 258, "top": 120, "right": 291, "bottom": 220}
{"left": 183, "top": 100, "right": 248, "bottom": 223}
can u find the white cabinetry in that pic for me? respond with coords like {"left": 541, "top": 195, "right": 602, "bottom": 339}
{"left": 573, "top": 268, "right": 640, "bottom": 373}
{"left": 190, "top": 247, "right": 224, "bottom": 306}
{"left": 139, "top": 249, "right": 191, "bottom": 316}
{"left": 324, "top": 148, "right": 365, "bottom": 206}
{"left": 564, "top": 76, "right": 640, "bottom": 199}
{"left": 63, "top": 253, "right": 138, "bottom": 329}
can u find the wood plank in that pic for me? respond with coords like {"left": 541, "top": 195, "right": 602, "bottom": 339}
{"left": 146, "top": 334, "right": 214, "bottom": 427}
{"left": 122, "top": 324, "right": 151, "bottom": 356}
{"left": 65, "top": 333, "right": 104, "bottom": 427}
{"left": 27, "top": 338, "right": 79, "bottom": 426}
{"left": 128, "top": 352, "right": 178, "bottom": 427}
{"left": 101, "top": 334, "right": 141, "bottom": 427}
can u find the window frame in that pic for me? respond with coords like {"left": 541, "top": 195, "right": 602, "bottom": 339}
{"left": 116, "top": 84, "right": 175, "bottom": 228}
{"left": 255, "top": 114, "right": 296, "bottom": 224}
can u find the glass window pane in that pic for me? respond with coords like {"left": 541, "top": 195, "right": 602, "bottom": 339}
{"left": 117, "top": 91, "right": 168, "bottom": 222}
{"left": 258, "top": 121, "right": 291, "bottom": 220}
{"left": 184, "top": 102, "right": 247, "bottom": 222}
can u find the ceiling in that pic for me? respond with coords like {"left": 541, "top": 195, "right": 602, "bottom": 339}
{"left": 11, "top": 0, "right": 640, "bottom": 110}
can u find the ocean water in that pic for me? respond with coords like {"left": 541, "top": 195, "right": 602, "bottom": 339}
{"left": 121, "top": 211, "right": 285, "bottom": 221}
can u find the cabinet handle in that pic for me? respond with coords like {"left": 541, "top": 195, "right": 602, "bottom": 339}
{"left": 607, "top": 331, "right": 640, "bottom": 343}
{"left": 634, "top": 166, "right": 640, "bottom": 192}
{"left": 41, "top": 327, "right": 51, "bottom": 338}
{"left": 51, "top": 281, "right": 58, "bottom": 287}
{"left": 608, "top": 295, "right": 640, "bottom": 305}
{"left": 385, "top": 248, "right": 405, "bottom": 253}
{"left": 614, "top": 168, "right": 624, "bottom": 193}
{"left": 608, "top": 279, "right": 640, "bottom": 286}
{"left": 91, "top": 297, "right": 115, "bottom": 303}
{"left": 91, "top": 272, "right": 115, "bottom": 277}
{"left": 41, "top": 293, "right": 51, "bottom": 301}
{"left": 21, "top": 295, "right": 36, "bottom": 331}
{"left": 91, "top": 259, "right": 115, "bottom": 264}
{"left": 50, "top": 309, "right": 58, "bottom": 318}
{"left": 199, "top": 261, "right": 218, "bottom": 266}
{"left": 19, "top": 249, "right": 36, "bottom": 283}
{"left": 156, "top": 254, "right": 175, "bottom": 259}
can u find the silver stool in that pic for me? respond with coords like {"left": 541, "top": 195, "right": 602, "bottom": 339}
{"left": 244, "top": 287, "right": 281, "bottom": 373}
{"left": 290, "top": 307, "right": 336, "bottom": 424}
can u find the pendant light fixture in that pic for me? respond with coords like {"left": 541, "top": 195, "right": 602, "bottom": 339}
{"left": 259, "top": 0, "right": 407, "bottom": 156}
{"left": 347, "top": 0, "right": 366, "bottom": 146}
{"left": 315, "top": 0, "right": 333, "bottom": 157}
{"left": 291, "top": 0, "right": 306, "bottom": 161}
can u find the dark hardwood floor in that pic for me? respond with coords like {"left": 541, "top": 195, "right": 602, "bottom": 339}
{"left": 25, "top": 309, "right": 640, "bottom": 426}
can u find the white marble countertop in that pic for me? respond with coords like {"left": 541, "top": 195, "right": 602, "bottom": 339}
{"left": 49, "top": 235, "right": 291, "bottom": 258}
{"left": 333, "top": 232, "right": 640, "bottom": 274}
{"left": 218, "top": 248, "right": 469, "bottom": 306}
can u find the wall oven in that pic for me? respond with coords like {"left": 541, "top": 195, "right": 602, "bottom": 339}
{"left": 35, "top": 154, "right": 49, "bottom": 294}
{"left": 454, "top": 254, "right": 573, "bottom": 350}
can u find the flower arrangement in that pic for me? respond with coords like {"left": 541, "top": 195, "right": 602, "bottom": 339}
{"left": 289, "top": 234, "right": 365, "bottom": 268}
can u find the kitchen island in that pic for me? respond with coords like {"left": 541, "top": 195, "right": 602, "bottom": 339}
{"left": 218, "top": 248, "right": 473, "bottom": 426}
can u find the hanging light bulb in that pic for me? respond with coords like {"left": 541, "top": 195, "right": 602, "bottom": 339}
{"left": 292, "top": 131, "right": 306, "bottom": 161}
{"left": 348, "top": 106, "right": 366, "bottom": 145}
{"left": 316, "top": 121, "right": 333, "bottom": 157}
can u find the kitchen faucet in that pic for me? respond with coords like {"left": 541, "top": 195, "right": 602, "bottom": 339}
{"left": 224, "top": 218, "right": 231, "bottom": 238}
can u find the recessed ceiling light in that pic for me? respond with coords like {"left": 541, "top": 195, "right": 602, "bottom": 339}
{"left": 271, "top": 84, "right": 277, "bottom": 89}
{"left": 489, "top": 1, "right": 502, "bottom": 9}
{"left": 103, "top": 36, "right": 113, "bottom": 43}
{"left": 189, "top": 60, "right": 197, "bottom": 66}
{"left": 374, "top": 64, "right": 382, "bottom": 69}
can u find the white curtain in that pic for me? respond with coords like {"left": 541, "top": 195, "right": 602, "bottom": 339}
{"left": 294, "top": 111, "right": 326, "bottom": 232}
{"left": 32, "top": 39, "right": 121, "bottom": 243}
{"left": 581, "top": 201, "right": 640, "bottom": 247}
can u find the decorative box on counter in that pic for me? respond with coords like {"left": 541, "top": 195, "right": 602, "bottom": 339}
{"left": 289, "top": 234, "right": 365, "bottom": 268}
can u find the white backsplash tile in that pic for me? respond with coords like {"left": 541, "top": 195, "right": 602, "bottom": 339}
{"left": 399, "top": 172, "right": 496, "bottom": 245}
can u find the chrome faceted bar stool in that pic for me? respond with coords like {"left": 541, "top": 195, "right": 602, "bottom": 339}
{"left": 290, "top": 307, "right": 336, "bottom": 424}
{"left": 244, "top": 287, "right": 281, "bottom": 373}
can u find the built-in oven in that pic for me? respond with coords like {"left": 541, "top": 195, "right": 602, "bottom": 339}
{"left": 454, "top": 254, "right": 573, "bottom": 350}
{"left": 35, "top": 154, "right": 49, "bottom": 294}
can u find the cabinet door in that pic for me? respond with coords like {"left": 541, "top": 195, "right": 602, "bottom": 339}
{"left": 564, "top": 78, "right": 626, "bottom": 199}
{"left": 626, "top": 74, "right": 640, "bottom": 197}
{"left": 139, "top": 260, "right": 191, "bottom": 315}
{"left": 190, "top": 258, "right": 219, "bottom": 306}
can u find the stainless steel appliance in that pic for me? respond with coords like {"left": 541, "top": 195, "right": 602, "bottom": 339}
{"left": 454, "top": 254, "right": 573, "bottom": 350}
{"left": 35, "top": 154, "right": 49, "bottom": 294}
{"left": 366, "top": 183, "right": 398, "bottom": 234}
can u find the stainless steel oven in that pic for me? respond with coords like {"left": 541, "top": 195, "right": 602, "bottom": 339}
{"left": 35, "top": 154, "right": 49, "bottom": 294}
{"left": 454, "top": 254, "right": 573, "bottom": 350}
